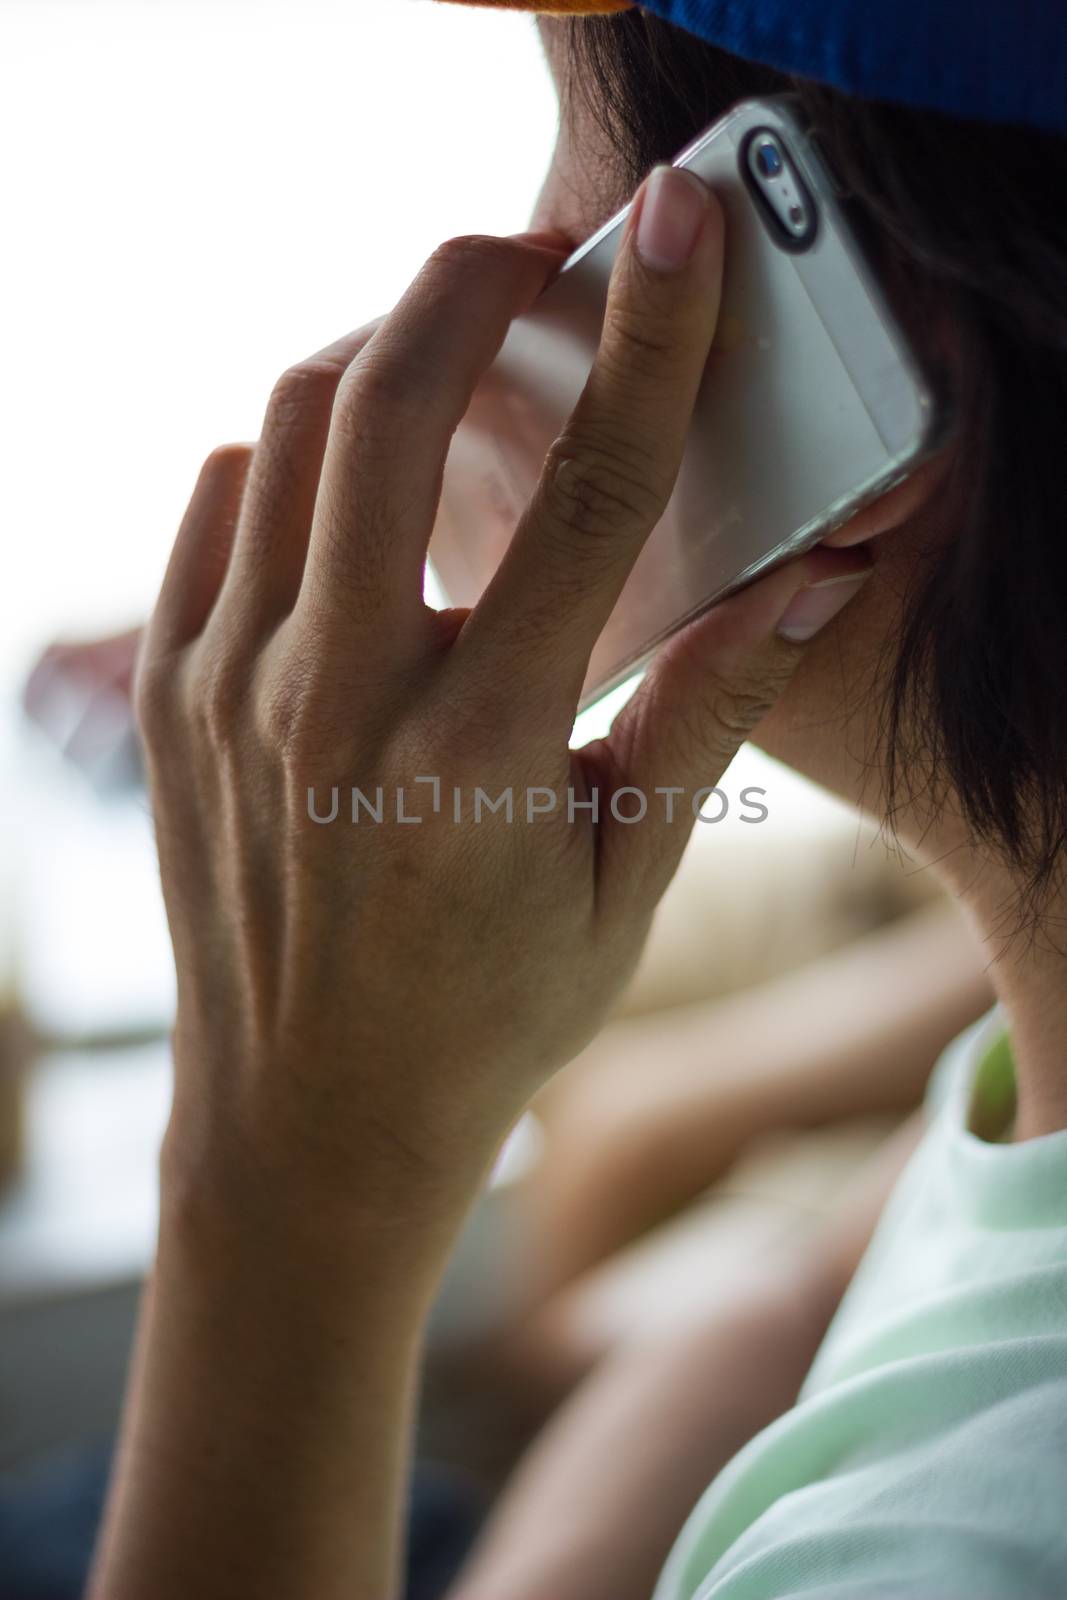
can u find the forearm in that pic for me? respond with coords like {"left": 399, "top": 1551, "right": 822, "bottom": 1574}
{"left": 449, "top": 1114, "right": 924, "bottom": 1600}
{"left": 640, "top": 897, "right": 988, "bottom": 1146}
{"left": 88, "top": 1156, "right": 460, "bottom": 1600}
{"left": 526, "top": 899, "right": 987, "bottom": 1300}
{"left": 722, "top": 897, "right": 992, "bottom": 1127}
{"left": 449, "top": 1257, "right": 832, "bottom": 1600}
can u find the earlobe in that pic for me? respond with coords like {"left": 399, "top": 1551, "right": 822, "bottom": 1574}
{"left": 820, "top": 451, "right": 950, "bottom": 548}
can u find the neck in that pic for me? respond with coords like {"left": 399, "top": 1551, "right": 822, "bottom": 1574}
{"left": 932, "top": 839, "right": 1067, "bottom": 1140}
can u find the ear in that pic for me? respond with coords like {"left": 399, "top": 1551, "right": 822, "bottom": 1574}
{"left": 822, "top": 452, "right": 950, "bottom": 548}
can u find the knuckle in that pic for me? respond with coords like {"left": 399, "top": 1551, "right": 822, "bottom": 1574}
{"left": 193, "top": 648, "right": 249, "bottom": 747}
{"left": 602, "top": 301, "right": 693, "bottom": 384}
{"left": 428, "top": 232, "right": 506, "bottom": 282}
{"left": 258, "top": 679, "right": 313, "bottom": 760}
{"left": 133, "top": 657, "right": 176, "bottom": 746}
{"left": 757, "top": 647, "right": 803, "bottom": 703}
{"left": 331, "top": 349, "right": 423, "bottom": 447}
{"left": 543, "top": 438, "right": 668, "bottom": 548}
{"left": 703, "top": 659, "right": 791, "bottom": 745}
{"left": 711, "top": 683, "right": 768, "bottom": 743}
{"left": 256, "top": 657, "right": 348, "bottom": 770}
{"left": 267, "top": 360, "right": 343, "bottom": 433}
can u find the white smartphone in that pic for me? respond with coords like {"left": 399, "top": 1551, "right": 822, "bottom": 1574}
{"left": 427, "top": 94, "right": 949, "bottom": 709}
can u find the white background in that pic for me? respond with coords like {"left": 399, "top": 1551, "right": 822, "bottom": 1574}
{"left": 0, "top": 0, "right": 563, "bottom": 1312}
{"left": 0, "top": 0, "right": 559, "bottom": 698}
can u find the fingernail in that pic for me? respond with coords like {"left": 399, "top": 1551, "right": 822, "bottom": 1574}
{"left": 634, "top": 165, "right": 711, "bottom": 273}
{"left": 776, "top": 571, "right": 870, "bottom": 642}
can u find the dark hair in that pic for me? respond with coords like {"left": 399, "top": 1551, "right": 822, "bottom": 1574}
{"left": 567, "top": 13, "right": 1067, "bottom": 911}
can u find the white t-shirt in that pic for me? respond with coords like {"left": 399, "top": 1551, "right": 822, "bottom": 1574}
{"left": 654, "top": 1007, "right": 1067, "bottom": 1599}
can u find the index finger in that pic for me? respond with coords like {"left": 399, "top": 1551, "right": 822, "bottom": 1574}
{"left": 294, "top": 231, "right": 570, "bottom": 650}
{"left": 457, "top": 165, "right": 724, "bottom": 712}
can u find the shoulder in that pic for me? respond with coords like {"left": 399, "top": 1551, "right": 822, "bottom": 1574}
{"left": 704, "top": 1371, "right": 1067, "bottom": 1600}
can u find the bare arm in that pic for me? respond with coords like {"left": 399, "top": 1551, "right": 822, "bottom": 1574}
{"left": 86, "top": 159, "right": 876, "bottom": 1599}
{"left": 448, "top": 1115, "right": 924, "bottom": 1600}
{"left": 87, "top": 1175, "right": 454, "bottom": 1600}
{"left": 523, "top": 898, "right": 988, "bottom": 1299}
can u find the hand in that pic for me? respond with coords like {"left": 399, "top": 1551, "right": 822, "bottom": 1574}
{"left": 137, "top": 165, "right": 870, "bottom": 1234}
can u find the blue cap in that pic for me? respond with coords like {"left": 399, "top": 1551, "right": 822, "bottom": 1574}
{"left": 634, "top": 0, "right": 1067, "bottom": 137}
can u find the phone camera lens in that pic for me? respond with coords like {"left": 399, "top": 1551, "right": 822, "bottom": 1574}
{"left": 742, "top": 125, "right": 817, "bottom": 252}
{"left": 755, "top": 140, "right": 783, "bottom": 179}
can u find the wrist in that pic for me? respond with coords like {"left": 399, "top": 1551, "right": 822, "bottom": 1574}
{"left": 158, "top": 1104, "right": 479, "bottom": 1305}
{"left": 163, "top": 1006, "right": 511, "bottom": 1222}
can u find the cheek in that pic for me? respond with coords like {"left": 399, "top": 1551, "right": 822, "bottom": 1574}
{"left": 528, "top": 165, "right": 596, "bottom": 247}
{"left": 529, "top": 150, "right": 632, "bottom": 243}
{"left": 528, "top": 42, "right": 633, "bottom": 240}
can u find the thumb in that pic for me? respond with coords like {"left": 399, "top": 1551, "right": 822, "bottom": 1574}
{"left": 594, "top": 545, "right": 872, "bottom": 898}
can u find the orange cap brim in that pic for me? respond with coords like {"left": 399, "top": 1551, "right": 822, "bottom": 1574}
{"left": 436, "top": 1, "right": 633, "bottom": 13}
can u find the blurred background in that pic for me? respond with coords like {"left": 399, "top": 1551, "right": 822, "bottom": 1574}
{"left": 0, "top": 2, "right": 990, "bottom": 1593}
{"left": 0, "top": 0, "right": 565, "bottom": 1502}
